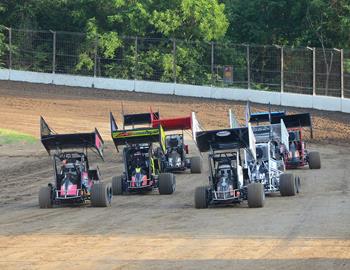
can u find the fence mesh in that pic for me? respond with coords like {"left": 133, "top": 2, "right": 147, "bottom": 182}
{"left": 284, "top": 47, "right": 313, "bottom": 95}
{"left": 175, "top": 40, "right": 212, "bottom": 86}
{"left": 249, "top": 45, "right": 281, "bottom": 92}
{"left": 0, "top": 27, "right": 9, "bottom": 69}
{"left": 56, "top": 32, "right": 94, "bottom": 76}
{"left": 0, "top": 28, "right": 349, "bottom": 99}
{"left": 213, "top": 43, "right": 247, "bottom": 88}
{"left": 136, "top": 38, "right": 174, "bottom": 83}
{"left": 315, "top": 48, "right": 341, "bottom": 97}
{"left": 98, "top": 36, "right": 135, "bottom": 80}
{"left": 11, "top": 29, "right": 53, "bottom": 73}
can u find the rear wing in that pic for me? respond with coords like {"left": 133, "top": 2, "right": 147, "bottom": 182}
{"left": 152, "top": 111, "right": 203, "bottom": 144}
{"left": 196, "top": 125, "right": 256, "bottom": 159}
{"left": 110, "top": 112, "right": 165, "bottom": 152}
{"left": 251, "top": 120, "right": 289, "bottom": 151}
{"left": 271, "top": 113, "right": 313, "bottom": 138}
{"left": 246, "top": 101, "right": 285, "bottom": 125}
{"left": 40, "top": 117, "right": 104, "bottom": 160}
{"left": 151, "top": 115, "right": 192, "bottom": 131}
{"left": 229, "top": 109, "right": 240, "bottom": 128}
{"left": 249, "top": 111, "right": 286, "bottom": 124}
{"left": 123, "top": 111, "right": 159, "bottom": 128}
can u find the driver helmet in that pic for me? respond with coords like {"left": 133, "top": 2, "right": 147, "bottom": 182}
{"left": 218, "top": 164, "right": 231, "bottom": 177}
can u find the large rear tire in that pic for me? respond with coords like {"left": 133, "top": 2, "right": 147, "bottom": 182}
{"left": 91, "top": 182, "right": 112, "bottom": 207}
{"left": 39, "top": 186, "right": 53, "bottom": 209}
{"left": 158, "top": 173, "right": 175, "bottom": 195}
{"left": 295, "top": 176, "right": 301, "bottom": 194}
{"left": 247, "top": 183, "right": 265, "bottom": 208}
{"left": 280, "top": 173, "right": 296, "bottom": 196}
{"left": 190, "top": 156, "right": 202, "bottom": 174}
{"left": 308, "top": 151, "right": 321, "bottom": 169}
{"left": 112, "top": 176, "right": 123, "bottom": 195}
{"left": 194, "top": 186, "right": 209, "bottom": 209}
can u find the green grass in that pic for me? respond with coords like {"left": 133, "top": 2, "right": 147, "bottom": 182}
{"left": 0, "top": 128, "right": 36, "bottom": 145}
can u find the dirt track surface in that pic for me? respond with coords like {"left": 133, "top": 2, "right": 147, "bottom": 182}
{"left": 0, "top": 81, "right": 349, "bottom": 143}
{"left": 0, "top": 81, "right": 349, "bottom": 270}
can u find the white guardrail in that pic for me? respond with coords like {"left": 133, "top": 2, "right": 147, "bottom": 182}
{"left": 1, "top": 68, "right": 349, "bottom": 114}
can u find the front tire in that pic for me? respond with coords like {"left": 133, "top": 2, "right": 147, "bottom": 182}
{"left": 112, "top": 176, "right": 123, "bottom": 195}
{"left": 247, "top": 183, "right": 265, "bottom": 208}
{"left": 39, "top": 186, "right": 53, "bottom": 209}
{"left": 158, "top": 173, "right": 175, "bottom": 195}
{"left": 194, "top": 186, "right": 209, "bottom": 209}
{"left": 190, "top": 156, "right": 202, "bottom": 174}
{"left": 308, "top": 151, "right": 321, "bottom": 169}
{"left": 280, "top": 173, "right": 296, "bottom": 196}
{"left": 91, "top": 182, "right": 112, "bottom": 207}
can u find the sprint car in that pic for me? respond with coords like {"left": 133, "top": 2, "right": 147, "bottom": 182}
{"left": 38, "top": 117, "right": 112, "bottom": 208}
{"left": 110, "top": 113, "right": 175, "bottom": 195}
{"left": 151, "top": 112, "right": 202, "bottom": 173}
{"left": 230, "top": 108, "right": 301, "bottom": 196}
{"left": 194, "top": 126, "right": 265, "bottom": 208}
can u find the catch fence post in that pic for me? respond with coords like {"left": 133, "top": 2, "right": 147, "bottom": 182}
{"left": 313, "top": 48, "right": 316, "bottom": 96}
{"left": 340, "top": 49, "right": 344, "bottom": 99}
{"left": 246, "top": 45, "right": 251, "bottom": 89}
{"left": 211, "top": 41, "right": 214, "bottom": 85}
{"left": 8, "top": 27, "right": 12, "bottom": 70}
{"left": 135, "top": 36, "right": 138, "bottom": 80}
{"left": 281, "top": 46, "right": 284, "bottom": 93}
{"left": 50, "top": 30, "right": 56, "bottom": 74}
{"left": 93, "top": 37, "right": 98, "bottom": 78}
{"left": 173, "top": 38, "right": 176, "bottom": 84}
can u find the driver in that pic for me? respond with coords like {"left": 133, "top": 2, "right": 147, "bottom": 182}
{"left": 216, "top": 163, "right": 234, "bottom": 197}
{"left": 132, "top": 151, "right": 146, "bottom": 173}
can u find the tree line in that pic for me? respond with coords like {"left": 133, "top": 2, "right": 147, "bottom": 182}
{"left": 0, "top": 0, "right": 349, "bottom": 89}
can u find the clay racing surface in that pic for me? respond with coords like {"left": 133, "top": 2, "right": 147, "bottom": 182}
{"left": 0, "top": 81, "right": 349, "bottom": 270}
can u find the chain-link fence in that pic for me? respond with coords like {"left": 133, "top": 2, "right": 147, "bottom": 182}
{"left": 213, "top": 43, "right": 247, "bottom": 88}
{"left": 0, "top": 27, "right": 348, "bottom": 98}
{"left": 315, "top": 48, "right": 342, "bottom": 97}
{"left": 284, "top": 47, "right": 313, "bottom": 95}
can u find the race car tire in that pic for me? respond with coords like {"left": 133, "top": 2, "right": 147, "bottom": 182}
{"left": 247, "top": 183, "right": 265, "bottom": 208}
{"left": 39, "top": 186, "right": 53, "bottom": 208}
{"left": 190, "top": 156, "right": 202, "bottom": 174}
{"left": 159, "top": 173, "right": 175, "bottom": 195}
{"left": 295, "top": 176, "right": 301, "bottom": 193}
{"left": 194, "top": 186, "right": 209, "bottom": 209}
{"left": 172, "top": 173, "right": 176, "bottom": 188}
{"left": 308, "top": 151, "right": 321, "bottom": 169}
{"left": 91, "top": 182, "right": 112, "bottom": 207}
{"left": 112, "top": 175, "right": 123, "bottom": 195}
{"left": 280, "top": 173, "right": 296, "bottom": 196}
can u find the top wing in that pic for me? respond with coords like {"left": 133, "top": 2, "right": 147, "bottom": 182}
{"left": 196, "top": 126, "right": 256, "bottom": 159}
{"left": 123, "top": 111, "right": 159, "bottom": 128}
{"left": 245, "top": 101, "right": 286, "bottom": 124}
{"left": 40, "top": 117, "right": 104, "bottom": 159}
{"left": 271, "top": 113, "right": 313, "bottom": 138}
{"left": 271, "top": 113, "right": 312, "bottom": 128}
{"left": 249, "top": 111, "right": 286, "bottom": 124}
{"left": 151, "top": 115, "right": 192, "bottom": 131}
{"left": 111, "top": 112, "right": 166, "bottom": 152}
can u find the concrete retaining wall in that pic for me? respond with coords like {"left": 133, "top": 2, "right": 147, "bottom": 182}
{"left": 0, "top": 68, "right": 349, "bottom": 114}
